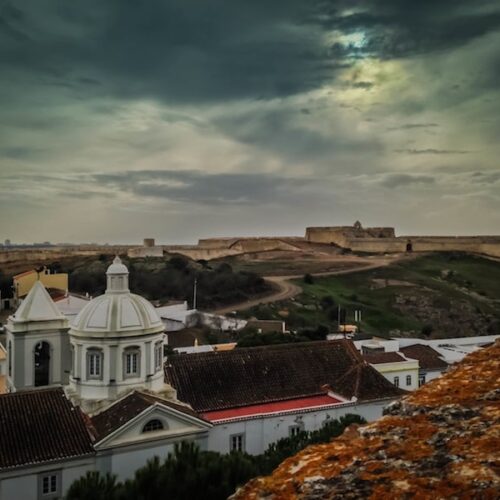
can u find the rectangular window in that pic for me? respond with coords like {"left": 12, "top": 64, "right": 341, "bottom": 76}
{"left": 419, "top": 374, "right": 426, "bottom": 387}
{"left": 39, "top": 471, "right": 60, "bottom": 499}
{"left": 154, "top": 342, "right": 163, "bottom": 371}
{"left": 394, "top": 376, "right": 399, "bottom": 387}
{"left": 230, "top": 433, "right": 245, "bottom": 452}
{"left": 406, "top": 375, "right": 412, "bottom": 386}
{"left": 124, "top": 350, "right": 140, "bottom": 377}
{"left": 87, "top": 351, "right": 102, "bottom": 379}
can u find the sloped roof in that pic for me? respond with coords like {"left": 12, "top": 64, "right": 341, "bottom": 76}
{"left": 12, "top": 281, "right": 65, "bottom": 322}
{"left": 0, "top": 388, "right": 94, "bottom": 469}
{"left": 400, "top": 344, "right": 448, "bottom": 370}
{"left": 165, "top": 340, "right": 404, "bottom": 413}
{"left": 91, "top": 391, "right": 207, "bottom": 441}
{"left": 363, "top": 351, "right": 407, "bottom": 364}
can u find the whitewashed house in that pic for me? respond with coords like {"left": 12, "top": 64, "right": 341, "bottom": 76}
{"left": 165, "top": 340, "right": 405, "bottom": 455}
{"left": 362, "top": 351, "right": 419, "bottom": 390}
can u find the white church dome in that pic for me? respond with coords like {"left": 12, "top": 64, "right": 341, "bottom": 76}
{"left": 70, "top": 257, "right": 164, "bottom": 338}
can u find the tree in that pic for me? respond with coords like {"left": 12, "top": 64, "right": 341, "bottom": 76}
{"left": 66, "top": 471, "right": 120, "bottom": 500}
{"left": 66, "top": 415, "right": 366, "bottom": 500}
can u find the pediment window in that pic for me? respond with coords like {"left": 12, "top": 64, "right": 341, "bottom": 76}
{"left": 142, "top": 418, "right": 165, "bottom": 433}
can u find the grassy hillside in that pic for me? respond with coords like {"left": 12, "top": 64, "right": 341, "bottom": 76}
{"left": 243, "top": 253, "right": 500, "bottom": 339}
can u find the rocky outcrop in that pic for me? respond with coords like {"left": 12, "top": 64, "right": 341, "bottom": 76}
{"left": 233, "top": 341, "right": 500, "bottom": 499}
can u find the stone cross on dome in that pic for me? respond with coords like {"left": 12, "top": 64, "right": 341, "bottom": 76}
{"left": 105, "top": 255, "right": 129, "bottom": 293}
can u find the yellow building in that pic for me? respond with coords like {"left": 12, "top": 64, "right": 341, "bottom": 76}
{"left": 13, "top": 268, "right": 68, "bottom": 298}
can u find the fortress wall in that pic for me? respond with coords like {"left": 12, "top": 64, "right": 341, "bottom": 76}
{"left": 163, "top": 247, "right": 242, "bottom": 260}
{"left": 0, "top": 246, "right": 132, "bottom": 265}
{"left": 198, "top": 238, "right": 240, "bottom": 249}
{"left": 348, "top": 238, "right": 407, "bottom": 253}
{"left": 306, "top": 226, "right": 395, "bottom": 246}
{"left": 127, "top": 247, "right": 164, "bottom": 258}
{"left": 233, "top": 238, "right": 301, "bottom": 253}
{"left": 305, "top": 227, "right": 351, "bottom": 247}
{"left": 364, "top": 227, "right": 396, "bottom": 238}
{"left": 348, "top": 236, "right": 500, "bottom": 257}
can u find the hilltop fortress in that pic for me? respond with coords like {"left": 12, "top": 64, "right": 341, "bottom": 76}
{"left": 305, "top": 221, "right": 500, "bottom": 257}
{"left": 2, "top": 222, "right": 500, "bottom": 266}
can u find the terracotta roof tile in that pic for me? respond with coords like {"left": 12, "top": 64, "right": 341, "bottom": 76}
{"left": 363, "top": 351, "right": 407, "bottom": 364}
{"left": 400, "top": 344, "right": 448, "bottom": 370}
{"left": 0, "top": 388, "right": 94, "bottom": 469}
{"left": 165, "top": 340, "right": 404, "bottom": 413}
{"left": 92, "top": 391, "right": 205, "bottom": 441}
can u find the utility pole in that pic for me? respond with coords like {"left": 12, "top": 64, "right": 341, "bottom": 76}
{"left": 193, "top": 278, "right": 198, "bottom": 310}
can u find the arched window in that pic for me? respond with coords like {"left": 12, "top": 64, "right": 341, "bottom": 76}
{"left": 34, "top": 341, "right": 51, "bottom": 387}
{"left": 142, "top": 419, "right": 164, "bottom": 433}
{"left": 87, "top": 348, "right": 103, "bottom": 380}
{"left": 123, "top": 346, "right": 140, "bottom": 378}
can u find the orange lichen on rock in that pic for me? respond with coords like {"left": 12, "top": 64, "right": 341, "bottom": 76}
{"left": 233, "top": 341, "right": 500, "bottom": 499}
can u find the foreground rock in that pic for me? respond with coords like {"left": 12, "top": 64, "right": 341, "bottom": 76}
{"left": 233, "top": 341, "right": 500, "bottom": 499}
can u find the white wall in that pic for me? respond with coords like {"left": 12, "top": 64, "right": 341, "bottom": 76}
{"left": 0, "top": 458, "right": 94, "bottom": 500}
{"left": 420, "top": 369, "right": 443, "bottom": 385}
{"left": 97, "top": 435, "right": 208, "bottom": 481}
{"left": 370, "top": 363, "right": 419, "bottom": 391}
{"left": 207, "top": 400, "right": 391, "bottom": 455}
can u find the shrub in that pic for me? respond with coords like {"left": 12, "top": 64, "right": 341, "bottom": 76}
{"left": 303, "top": 273, "right": 314, "bottom": 284}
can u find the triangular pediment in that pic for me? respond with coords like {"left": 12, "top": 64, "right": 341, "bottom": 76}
{"left": 94, "top": 402, "right": 211, "bottom": 449}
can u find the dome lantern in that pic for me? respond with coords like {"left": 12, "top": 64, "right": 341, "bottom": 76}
{"left": 106, "top": 256, "right": 129, "bottom": 293}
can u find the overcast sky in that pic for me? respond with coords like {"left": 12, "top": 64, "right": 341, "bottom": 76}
{"left": 1, "top": 0, "right": 499, "bottom": 244}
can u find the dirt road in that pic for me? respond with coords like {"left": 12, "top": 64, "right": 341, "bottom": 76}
{"left": 214, "top": 256, "right": 404, "bottom": 314}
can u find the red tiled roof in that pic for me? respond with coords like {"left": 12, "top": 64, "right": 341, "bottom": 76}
{"left": 202, "top": 394, "right": 342, "bottom": 422}
{"left": 400, "top": 344, "right": 448, "bottom": 370}
{"left": 165, "top": 340, "right": 404, "bottom": 413}
{"left": 92, "top": 391, "right": 206, "bottom": 441}
{"left": 363, "top": 351, "right": 407, "bottom": 364}
{"left": 0, "top": 388, "right": 94, "bottom": 469}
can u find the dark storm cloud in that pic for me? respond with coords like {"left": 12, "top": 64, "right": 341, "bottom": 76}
{"left": 92, "top": 170, "right": 310, "bottom": 205}
{"left": 0, "top": 146, "right": 47, "bottom": 159}
{"left": 3, "top": 0, "right": 499, "bottom": 107}
{"left": 387, "top": 123, "right": 439, "bottom": 131}
{"left": 394, "top": 149, "right": 470, "bottom": 155}
{"left": 315, "top": 0, "right": 500, "bottom": 59}
{"left": 380, "top": 174, "right": 436, "bottom": 188}
{"left": 213, "top": 106, "right": 382, "bottom": 163}
{"left": 0, "top": 0, "right": 338, "bottom": 104}
{"left": 470, "top": 171, "right": 500, "bottom": 184}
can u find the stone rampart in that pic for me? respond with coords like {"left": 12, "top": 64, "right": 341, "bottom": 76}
{"left": 348, "top": 236, "right": 500, "bottom": 256}
{"left": 0, "top": 246, "right": 132, "bottom": 265}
